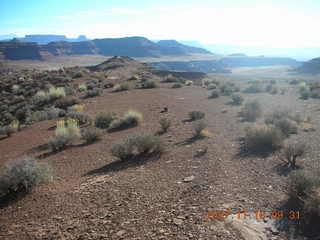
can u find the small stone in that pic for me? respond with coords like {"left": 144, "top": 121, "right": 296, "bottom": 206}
{"left": 116, "top": 230, "right": 126, "bottom": 237}
{"left": 173, "top": 218, "right": 183, "bottom": 225}
{"left": 183, "top": 176, "right": 195, "bottom": 182}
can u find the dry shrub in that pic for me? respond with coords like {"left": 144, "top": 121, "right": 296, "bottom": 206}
{"left": 109, "top": 110, "right": 142, "bottom": 131}
{"left": 0, "top": 157, "right": 52, "bottom": 199}
{"left": 193, "top": 120, "right": 207, "bottom": 137}
{"left": 189, "top": 111, "right": 205, "bottom": 121}
{"left": 289, "top": 170, "right": 320, "bottom": 233}
{"left": 244, "top": 124, "right": 283, "bottom": 153}
{"left": 280, "top": 142, "right": 306, "bottom": 168}
{"left": 49, "top": 119, "right": 81, "bottom": 151}
{"left": 82, "top": 127, "right": 103, "bottom": 144}
{"left": 159, "top": 118, "right": 171, "bottom": 134}
{"left": 111, "top": 132, "right": 163, "bottom": 160}
{"left": 240, "top": 100, "right": 262, "bottom": 122}
{"left": 113, "top": 83, "right": 129, "bottom": 92}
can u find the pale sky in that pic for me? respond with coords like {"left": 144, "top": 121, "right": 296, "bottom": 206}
{"left": 1, "top": 0, "right": 320, "bottom": 48}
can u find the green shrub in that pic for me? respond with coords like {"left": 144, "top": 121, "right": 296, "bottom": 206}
{"left": 231, "top": 94, "right": 244, "bottom": 105}
{"left": 192, "top": 120, "right": 207, "bottom": 137}
{"left": 159, "top": 118, "right": 171, "bottom": 133}
{"left": 95, "top": 112, "right": 117, "bottom": 129}
{"left": 240, "top": 100, "right": 262, "bottom": 122}
{"left": 81, "top": 127, "right": 103, "bottom": 144}
{"left": 0, "top": 157, "right": 52, "bottom": 198}
{"left": 243, "top": 124, "right": 283, "bottom": 153}
{"left": 172, "top": 83, "right": 183, "bottom": 88}
{"left": 189, "top": 111, "right": 205, "bottom": 121}
{"left": 141, "top": 80, "right": 157, "bottom": 89}
{"left": 209, "top": 90, "right": 220, "bottom": 99}
{"left": 109, "top": 110, "right": 143, "bottom": 130}
{"left": 111, "top": 132, "right": 163, "bottom": 160}
{"left": 78, "top": 84, "right": 87, "bottom": 91}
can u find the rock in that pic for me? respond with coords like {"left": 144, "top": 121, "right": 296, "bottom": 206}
{"left": 173, "top": 218, "right": 183, "bottom": 225}
{"left": 183, "top": 176, "right": 195, "bottom": 182}
{"left": 116, "top": 230, "right": 126, "bottom": 237}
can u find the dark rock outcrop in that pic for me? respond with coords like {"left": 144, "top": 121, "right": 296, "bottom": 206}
{"left": 0, "top": 41, "right": 42, "bottom": 60}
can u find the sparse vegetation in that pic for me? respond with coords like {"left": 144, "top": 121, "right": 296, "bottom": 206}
{"left": 243, "top": 82, "right": 264, "bottom": 93}
{"left": 49, "top": 119, "right": 81, "bottom": 151}
{"left": 240, "top": 100, "right": 262, "bottom": 122}
{"left": 81, "top": 127, "right": 103, "bottom": 144}
{"left": 95, "top": 112, "right": 117, "bottom": 129}
{"left": 243, "top": 124, "right": 283, "bottom": 153}
{"left": 300, "top": 86, "right": 311, "bottom": 100}
{"left": 55, "top": 97, "right": 79, "bottom": 110}
{"left": 31, "top": 111, "right": 49, "bottom": 122}
{"left": 111, "top": 132, "right": 163, "bottom": 160}
{"left": 188, "top": 111, "right": 205, "bottom": 121}
{"left": 162, "top": 75, "right": 182, "bottom": 83}
{"left": 113, "top": 83, "right": 129, "bottom": 92}
{"left": 158, "top": 118, "right": 171, "bottom": 134}
{"left": 85, "top": 88, "right": 102, "bottom": 98}
{"left": 207, "top": 83, "right": 217, "bottom": 90}
{"left": 265, "top": 109, "right": 300, "bottom": 137}
{"left": 140, "top": 80, "right": 157, "bottom": 89}
{"left": 78, "top": 83, "right": 87, "bottom": 91}
{"left": 192, "top": 120, "right": 207, "bottom": 137}
{"left": 0, "top": 157, "right": 52, "bottom": 199}
{"left": 48, "top": 87, "right": 66, "bottom": 100}
{"left": 66, "top": 112, "right": 92, "bottom": 125}
{"left": 209, "top": 90, "right": 220, "bottom": 99}
{"left": 0, "top": 125, "right": 15, "bottom": 137}
{"left": 280, "top": 142, "right": 306, "bottom": 168}
{"left": 289, "top": 169, "right": 320, "bottom": 232}
{"left": 109, "top": 110, "right": 143, "bottom": 131}
{"left": 172, "top": 83, "right": 183, "bottom": 88}
{"left": 231, "top": 93, "right": 244, "bottom": 105}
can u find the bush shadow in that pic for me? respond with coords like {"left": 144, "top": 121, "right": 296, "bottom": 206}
{"left": 84, "top": 152, "right": 162, "bottom": 176}
{"left": 175, "top": 135, "right": 206, "bottom": 146}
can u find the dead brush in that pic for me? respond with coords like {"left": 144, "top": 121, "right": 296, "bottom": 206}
{"left": 279, "top": 142, "right": 306, "bottom": 169}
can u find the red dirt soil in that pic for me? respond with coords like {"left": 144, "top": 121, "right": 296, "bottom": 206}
{"left": 0, "top": 79, "right": 319, "bottom": 239}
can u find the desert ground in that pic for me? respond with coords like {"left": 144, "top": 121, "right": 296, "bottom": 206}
{"left": 0, "top": 58, "right": 319, "bottom": 240}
